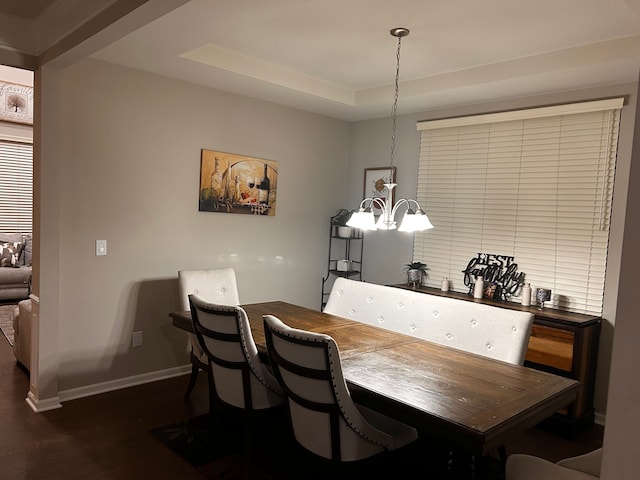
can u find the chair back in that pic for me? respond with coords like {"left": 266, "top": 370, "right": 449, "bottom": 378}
{"left": 189, "top": 295, "right": 283, "bottom": 410}
{"left": 263, "top": 314, "right": 397, "bottom": 462}
{"left": 178, "top": 267, "right": 240, "bottom": 311}
{"left": 325, "top": 277, "right": 533, "bottom": 365}
{"left": 178, "top": 268, "right": 240, "bottom": 362}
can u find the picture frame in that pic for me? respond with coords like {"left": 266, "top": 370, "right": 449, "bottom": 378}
{"left": 363, "top": 167, "right": 396, "bottom": 213}
{"left": 483, "top": 282, "right": 501, "bottom": 300}
{"left": 0, "top": 81, "right": 33, "bottom": 125}
{"left": 199, "top": 149, "right": 278, "bottom": 216}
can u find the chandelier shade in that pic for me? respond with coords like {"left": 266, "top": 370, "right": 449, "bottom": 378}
{"left": 348, "top": 28, "right": 433, "bottom": 234}
{"left": 346, "top": 183, "right": 433, "bottom": 231}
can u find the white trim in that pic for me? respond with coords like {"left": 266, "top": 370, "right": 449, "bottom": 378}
{"left": 57, "top": 365, "right": 191, "bottom": 403}
{"left": 26, "top": 391, "right": 62, "bottom": 412}
{"left": 0, "top": 133, "right": 32, "bottom": 143}
{"left": 417, "top": 98, "right": 625, "bottom": 131}
{"left": 594, "top": 411, "right": 606, "bottom": 426}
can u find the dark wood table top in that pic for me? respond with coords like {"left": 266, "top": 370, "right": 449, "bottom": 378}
{"left": 170, "top": 301, "right": 580, "bottom": 455}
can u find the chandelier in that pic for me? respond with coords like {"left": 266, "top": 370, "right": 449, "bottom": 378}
{"left": 347, "top": 28, "right": 433, "bottom": 232}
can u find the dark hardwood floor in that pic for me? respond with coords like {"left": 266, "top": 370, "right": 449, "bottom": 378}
{"left": 0, "top": 331, "right": 603, "bottom": 479}
{"left": 0, "top": 334, "right": 210, "bottom": 479}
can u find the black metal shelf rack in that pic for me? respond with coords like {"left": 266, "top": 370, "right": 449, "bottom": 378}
{"left": 321, "top": 219, "right": 363, "bottom": 309}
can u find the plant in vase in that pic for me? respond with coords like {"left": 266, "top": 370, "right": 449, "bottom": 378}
{"left": 405, "top": 261, "right": 428, "bottom": 287}
{"left": 331, "top": 209, "right": 354, "bottom": 238}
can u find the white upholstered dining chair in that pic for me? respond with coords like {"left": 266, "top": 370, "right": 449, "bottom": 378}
{"left": 262, "top": 314, "right": 419, "bottom": 475}
{"left": 189, "top": 296, "right": 285, "bottom": 479}
{"left": 506, "top": 448, "right": 602, "bottom": 480}
{"left": 177, "top": 268, "right": 240, "bottom": 404}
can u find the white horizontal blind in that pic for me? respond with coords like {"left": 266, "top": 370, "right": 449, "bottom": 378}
{"left": 415, "top": 99, "right": 622, "bottom": 315}
{"left": 0, "top": 139, "right": 33, "bottom": 234}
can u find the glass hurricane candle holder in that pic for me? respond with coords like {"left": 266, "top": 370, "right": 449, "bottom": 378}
{"left": 535, "top": 288, "right": 552, "bottom": 309}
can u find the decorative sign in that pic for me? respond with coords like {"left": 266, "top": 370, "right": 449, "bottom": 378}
{"left": 0, "top": 81, "right": 33, "bottom": 125}
{"left": 462, "top": 253, "right": 525, "bottom": 300}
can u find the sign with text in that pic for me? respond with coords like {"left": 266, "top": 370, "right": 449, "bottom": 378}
{"left": 462, "top": 253, "right": 525, "bottom": 300}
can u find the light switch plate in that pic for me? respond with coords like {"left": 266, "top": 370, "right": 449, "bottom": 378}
{"left": 96, "top": 239, "right": 107, "bottom": 256}
{"left": 132, "top": 331, "right": 143, "bottom": 347}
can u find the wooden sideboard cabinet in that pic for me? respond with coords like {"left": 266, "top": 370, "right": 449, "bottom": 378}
{"left": 392, "top": 284, "right": 601, "bottom": 432}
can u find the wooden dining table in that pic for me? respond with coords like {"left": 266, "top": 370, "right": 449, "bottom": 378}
{"left": 170, "top": 300, "right": 580, "bottom": 456}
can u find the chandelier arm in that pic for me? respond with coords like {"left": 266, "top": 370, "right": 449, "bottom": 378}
{"left": 359, "top": 197, "right": 388, "bottom": 212}
{"left": 389, "top": 198, "right": 409, "bottom": 218}
{"left": 405, "top": 198, "right": 422, "bottom": 211}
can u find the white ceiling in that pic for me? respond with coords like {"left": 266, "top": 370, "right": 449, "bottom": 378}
{"left": 3, "top": 0, "right": 640, "bottom": 121}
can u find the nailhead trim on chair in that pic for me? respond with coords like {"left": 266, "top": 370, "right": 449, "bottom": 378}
{"left": 268, "top": 319, "right": 391, "bottom": 450}
{"left": 195, "top": 301, "right": 283, "bottom": 396}
{"left": 236, "top": 307, "right": 283, "bottom": 395}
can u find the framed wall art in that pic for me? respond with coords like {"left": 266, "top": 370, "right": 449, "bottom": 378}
{"left": 199, "top": 149, "right": 278, "bottom": 216}
{"left": 0, "top": 81, "right": 33, "bottom": 125}
{"left": 363, "top": 166, "right": 396, "bottom": 213}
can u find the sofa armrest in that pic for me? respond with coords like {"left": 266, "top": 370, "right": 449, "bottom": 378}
{"left": 13, "top": 298, "right": 32, "bottom": 370}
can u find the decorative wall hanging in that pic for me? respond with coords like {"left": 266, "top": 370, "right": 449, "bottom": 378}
{"left": 363, "top": 167, "right": 396, "bottom": 215}
{"left": 461, "top": 253, "right": 525, "bottom": 301}
{"left": 199, "top": 149, "right": 278, "bottom": 216}
{"left": 0, "top": 81, "right": 33, "bottom": 125}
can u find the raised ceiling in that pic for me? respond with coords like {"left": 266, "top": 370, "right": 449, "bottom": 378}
{"left": 0, "top": 0, "right": 55, "bottom": 19}
{"left": 2, "top": 0, "right": 640, "bottom": 120}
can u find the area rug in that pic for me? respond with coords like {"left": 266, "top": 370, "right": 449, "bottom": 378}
{"left": 150, "top": 413, "right": 294, "bottom": 479}
{"left": 150, "top": 413, "right": 503, "bottom": 479}
{"left": 0, "top": 304, "right": 17, "bottom": 346}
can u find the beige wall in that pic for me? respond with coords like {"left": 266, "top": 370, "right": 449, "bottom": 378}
{"left": 601, "top": 76, "right": 640, "bottom": 480}
{"left": 31, "top": 54, "right": 639, "bottom": 460}
{"left": 38, "top": 58, "right": 350, "bottom": 394}
{"left": 350, "top": 82, "right": 639, "bottom": 421}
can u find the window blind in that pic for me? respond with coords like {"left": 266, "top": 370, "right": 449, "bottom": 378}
{"left": 415, "top": 98, "right": 623, "bottom": 315}
{"left": 0, "top": 139, "right": 33, "bottom": 234}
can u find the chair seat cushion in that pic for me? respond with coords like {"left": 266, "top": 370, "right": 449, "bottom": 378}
{"left": 357, "top": 404, "right": 418, "bottom": 450}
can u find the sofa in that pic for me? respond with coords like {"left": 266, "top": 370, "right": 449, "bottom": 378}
{"left": 0, "top": 233, "right": 32, "bottom": 302}
{"left": 12, "top": 298, "right": 32, "bottom": 371}
{"left": 324, "top": 277, "right": 534, "bottom": 365}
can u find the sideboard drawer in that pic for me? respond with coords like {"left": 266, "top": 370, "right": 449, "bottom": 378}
{"left": 526, "top": 324, "right": 574, "bottom": 372}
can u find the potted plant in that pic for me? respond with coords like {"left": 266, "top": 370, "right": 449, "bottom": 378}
{"left": 331, "top": 209, "right": 354, "bottom": 238}
{"left": 405, "top": 261, "right": 428, "bottom": 287}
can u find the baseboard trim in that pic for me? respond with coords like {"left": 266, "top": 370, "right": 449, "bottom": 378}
{"left": 58, "top": 365, "right": 191, "bottom": 403}
{"left": 26, "top": 391, "right": 62, "bottom": 413}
